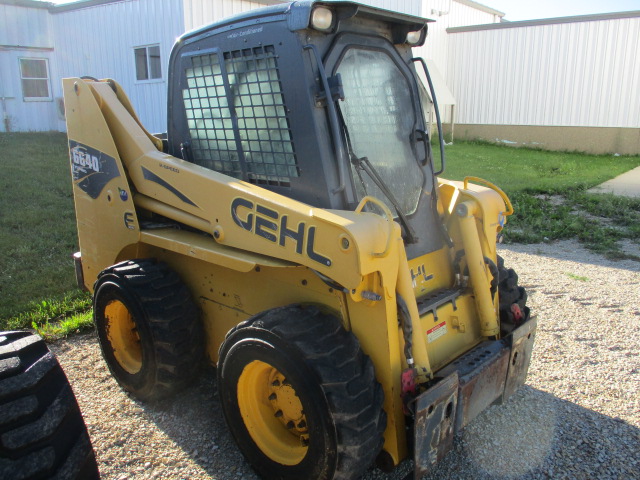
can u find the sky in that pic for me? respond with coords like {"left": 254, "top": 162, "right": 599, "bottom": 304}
{"left": 482, "top": 0, "right": 640, "bottom": 21}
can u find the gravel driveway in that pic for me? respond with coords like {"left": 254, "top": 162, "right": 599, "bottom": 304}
{"left": 50, "top": 240, "right": 640, "bottom": 480}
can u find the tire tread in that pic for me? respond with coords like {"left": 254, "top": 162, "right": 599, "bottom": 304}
{"left": 0, "top": 331, "right": 99, "bottom": 480}
{"left": 94, "top": 259, "right": 204, "bottom": 400}
{"left": 226, "top": 305, "right": 386, "bottom": 480}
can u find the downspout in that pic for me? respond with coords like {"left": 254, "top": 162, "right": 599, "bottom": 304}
{"left": 1, "top": 97, "right": 10, "bottom": 132}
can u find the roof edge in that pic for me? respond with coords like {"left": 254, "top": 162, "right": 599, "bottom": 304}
{"left": 48, "top": 0, "right": 284, "bottom": 14}
{"left": 0, "top": 0, "right": 52, "bottom": 9}
{"left": 447, "top": 10, "right": 640, "bottom": 33}
{"left": 454, "top": 0, "right": 504, "bottom": 18}
{"left": 51, "top": 0, "right": 128, "bottom": 13}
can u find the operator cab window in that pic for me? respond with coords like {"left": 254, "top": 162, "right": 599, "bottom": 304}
{"left": 337, "top": 48, "right": 424, "bottom": 216}
{"left": 181, "top": 46, "right": 299, "bottom": 187}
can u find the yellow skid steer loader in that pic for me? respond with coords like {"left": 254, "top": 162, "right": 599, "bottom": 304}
{"left": 64, "top": 2, "right": 535, "bottom": 479}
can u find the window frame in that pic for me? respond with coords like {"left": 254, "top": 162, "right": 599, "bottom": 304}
{"left": 19, "top": 57, "right": 52, "bottom": 102}
{"left": 328, "top": 37, "right": 428, "bottom": 218}
{"left": 133, "top": 44, "right": 163, "bottom": 83}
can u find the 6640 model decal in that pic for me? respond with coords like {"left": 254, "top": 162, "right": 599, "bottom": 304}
{"left": 69, "top": 140, "right": 120, "bottom": 199}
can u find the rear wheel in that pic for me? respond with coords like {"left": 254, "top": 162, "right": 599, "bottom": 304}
{"left": 0, "top": 331, "right": 99, "bottom": 480}
{"left": 497, "top": 255, "right": 529, "bottom": 334}
{"left": 217, "top": 305, "right": 386, "bottom": 480}
{"left": 93, "top": 259, "right": 204, "bottom": 401}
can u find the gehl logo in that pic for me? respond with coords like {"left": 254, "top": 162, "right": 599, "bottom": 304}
{"left": 231, "top": 198, "right": 332, "bottom": 267}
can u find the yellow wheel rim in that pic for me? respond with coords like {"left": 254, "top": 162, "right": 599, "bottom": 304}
{"left": 104, "top": 299, "right": 142, "bottom": 374}
{"left": 237, "top": 360, "right": 309, "bottom": 465}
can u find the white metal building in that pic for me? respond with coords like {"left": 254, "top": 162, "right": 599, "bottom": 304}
{"left": 0, "top": 0, "right": 500, "bottom": 134}
{"left": 447, "top": 12, "right": 640, "bottom": 154}
{"left": 2, "top": 0, "right": 638, "bottom": 153}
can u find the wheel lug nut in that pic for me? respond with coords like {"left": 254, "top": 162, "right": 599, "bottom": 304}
{"left": 268, "top": 393, "right": 277, "bottom": 401}
{"left": 286, "top": 421, "right": 294, "bottom": 429}
{"left": 274, "top": 410, "right": 283, "bottom": 418}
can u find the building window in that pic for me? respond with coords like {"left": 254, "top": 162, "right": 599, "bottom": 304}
{"left": 134, "top": 45, "right": 162, "bottom": 81}
{"left": 19, "top": 58, "right": 51, "bottom": 101}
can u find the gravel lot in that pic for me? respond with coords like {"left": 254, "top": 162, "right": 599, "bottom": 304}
{"left": 50, "top": 240, "right": 640, "bottom": 480}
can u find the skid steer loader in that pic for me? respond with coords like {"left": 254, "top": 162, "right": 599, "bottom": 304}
{"left": 64, "top": 2, "right": 535, "bottom": 478}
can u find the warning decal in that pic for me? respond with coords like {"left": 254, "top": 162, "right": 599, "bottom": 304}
{"left": 427, "top": 321, "right": 447, "bottom": 343}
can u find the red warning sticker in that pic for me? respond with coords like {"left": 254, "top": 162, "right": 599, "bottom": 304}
{"left": 427, "top": 321, "right": 447, "bottom": 343}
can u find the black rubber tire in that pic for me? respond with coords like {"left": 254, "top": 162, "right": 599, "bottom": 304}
{"left": 217, "top": 304, "right": 386, "bottom": 480}
{"left": 0, "top": 331, "right": 100, "bottom": 480}
{"left": 93, "top": 259, "right": 204, "bottom": 401}
{"left": 497, "top": 255, "right": 529, "bottom": 332}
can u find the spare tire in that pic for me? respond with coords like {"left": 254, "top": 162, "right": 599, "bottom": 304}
{"left": 0, "top": 331, "right": 100, "bottom": 480}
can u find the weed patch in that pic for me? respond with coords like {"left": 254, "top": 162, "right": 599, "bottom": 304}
{"left": 33, "top": 310, "right": 94, "bottom": 341}
{"left": 4, "top": 291, "right": 92, "bottom": 332}
{"left": 443, "top": 143, "right": 640, "bottom": 259}
{"left": 565, "top": 273, "right": 589, "bottom": 282}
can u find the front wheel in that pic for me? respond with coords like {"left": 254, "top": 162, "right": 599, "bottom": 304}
{"left": 217, "top": 305, "right": 386, "bottom": 480}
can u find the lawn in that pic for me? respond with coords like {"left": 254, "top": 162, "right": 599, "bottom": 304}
{"left": 0, "top": 133, "right": 91, "bottom": 332}
{"left": 442, "top": 141, "right": 640, "bottom": 193}
{"left": 0, "top": 133, "right": 638, "bottom": 333}
{"left": 439, "top": 141, "right": 640, "bottom": 254}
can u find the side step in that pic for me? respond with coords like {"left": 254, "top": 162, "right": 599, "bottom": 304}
{"left": 416, "top": 288, "right": 461, "bottom": 320}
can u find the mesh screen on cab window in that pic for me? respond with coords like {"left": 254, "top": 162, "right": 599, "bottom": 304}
{"left": 182, "top": 45, "right": 298, "bottom": 186}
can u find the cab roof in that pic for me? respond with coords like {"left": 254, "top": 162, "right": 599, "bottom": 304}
{"left": 179, "top": 0, "right": 431, "bottom": 43}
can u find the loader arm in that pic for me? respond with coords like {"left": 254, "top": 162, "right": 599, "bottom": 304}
{"left": 65, "top": 77, "right": 402, "bottom": 291}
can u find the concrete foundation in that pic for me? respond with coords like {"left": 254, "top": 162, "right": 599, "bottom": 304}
{"left": 447, "top": 124, "right": 640, "bottom": 156}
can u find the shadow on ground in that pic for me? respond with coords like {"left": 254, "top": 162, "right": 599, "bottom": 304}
{"left": 136, "top": 373, "right": 639, "bottom": 480}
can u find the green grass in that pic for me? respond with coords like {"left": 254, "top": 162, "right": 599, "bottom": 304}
{"left": 0, "top": 133, "right": 92, "bottom": 334}
{"left": 439, "top": 141, "right": 640, "bottom": 259}
{"left": 440, "top": 140, "right": 640, "bottom": 193}
{"left": 0, "top": 134, "right": 638, "bottom": 335}
{"left": 33, "top": 310, "right": 94, "bottom": 341}
{"left": 565, "top": 272, "right": 589, "bottom": 282}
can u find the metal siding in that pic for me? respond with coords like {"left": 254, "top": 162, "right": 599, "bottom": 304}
{"left": 51, "top": 0, "right": 185, "bottom": 133}
{"left": 182, "top": 0, "right": 278, "bottom": 31}
{"left": 0, "top": 50, "right": 59, "bottom": 132}
{"left": 0, "top": 5, "right": 57, "bottom": 131}
{"left": 357, "top": 0, "right": 421, "bottom": 15}
{"left": 416, "top": 0, "right": 500, "bottom": 105}
{"left": 0, "top": 5, "right": 51, "bottom": 48}
{"left": 448, "top": 17, "right": 640, "bottom": 128}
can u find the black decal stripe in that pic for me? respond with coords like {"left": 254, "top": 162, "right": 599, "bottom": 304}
{"left": 141, "top": 166, "right": 197, "bottom": 207}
